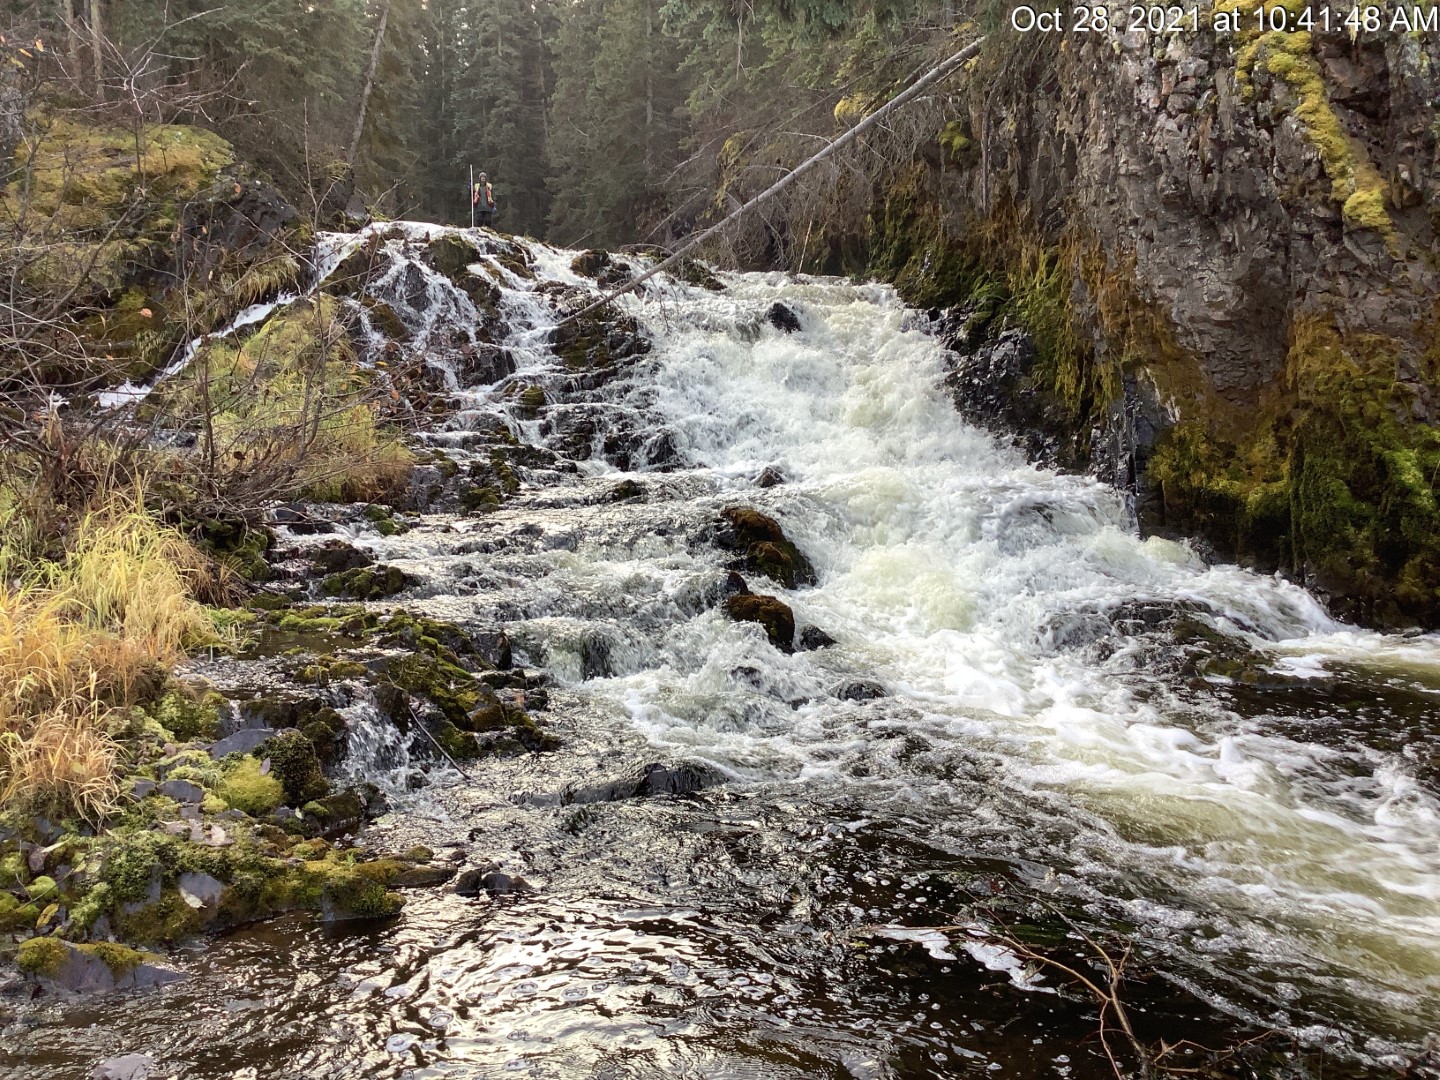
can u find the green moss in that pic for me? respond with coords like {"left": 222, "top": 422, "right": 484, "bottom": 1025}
{"left": 112, "top": 888, "right": 202, "bottom": 944}
{"left": 362, "top": 503, "right": 410, "bottom": 536}
{"left": 1243, "top": 29, "right": 1393, "bottom": 237}
{"left": 68, "top": 882, "right": 112, "bottom": 931}
{"left": 518, "top": 385, "right": 546, "bottom": 416}
{"left": 385, "top": 653, "right": 482, "bottom": 723}
{"left": 434, "top": 721, "right": 482, "bottom": 760}
{"left": 257, "top": 731, "right": 329, "bottom": 805}
{"left": 82, "top": 941, "right": 148, "bottom": 976}
{"left": 0, "top": 851, "right": 28, "bottom": 887}
{"left": 217, "top": 757, "right": 285, "bottom": 815}
{"left": 16, "top": 936, "right": 68, "bottom": 976}
{"left": 25, "top": 875, "right": 59, "bottom": 902}
{"left": 320, "top": 565, "right": 410, "bottom": 600}
{"left": 1148, "top": 315, "right": 1440, "bottom": 625}
{"left": 461, "top": 485, "right": 502, "bottom": 512}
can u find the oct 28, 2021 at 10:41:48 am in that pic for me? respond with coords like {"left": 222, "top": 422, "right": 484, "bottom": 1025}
{"left": 1007, "top": 0, "right": 1439, "bottom": 33}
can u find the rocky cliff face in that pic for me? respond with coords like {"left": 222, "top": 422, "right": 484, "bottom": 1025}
{"left": 869, "top": 18, "right": 1440, "bottom": 627}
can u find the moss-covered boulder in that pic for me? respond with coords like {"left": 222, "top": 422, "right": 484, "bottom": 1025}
{"left": 548, "top": 310, "right": 650, "bottom": 378}
{"left": 723, "top": 593, "right": 796, "bottom": 651}
{"left": 718, "top": 507, "right": 816, "bottom": 589}
{"left": 256, "top": 731, "right": 329, "bottom": 805}
{"left": 17, "top": 937, "right": 182, "bottom": 993}
{"left": 424, "top": 234, "right": 481, "bottom": 279}
{"left": 320, "top": 564, "right": 410, "bottom": 600}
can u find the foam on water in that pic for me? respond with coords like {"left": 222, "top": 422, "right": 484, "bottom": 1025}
{"left": 516, "top": 266, "right": 1440, "bottom": 1037}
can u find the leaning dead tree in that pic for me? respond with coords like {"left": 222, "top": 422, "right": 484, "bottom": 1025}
{"left": 555, "top": 35, "right": 986, "bottom": 328}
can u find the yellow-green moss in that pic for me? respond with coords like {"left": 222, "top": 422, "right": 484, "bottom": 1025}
{"left": 1224, "top": 19, "right": 1395, "bottom": 237}
{"left": 216, "top": 757, "right": 284, "bottom": 816}
{"left": 16, "top": 936, "right": 68, "bottom": 976}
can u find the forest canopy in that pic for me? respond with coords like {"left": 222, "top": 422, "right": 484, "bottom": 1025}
{"left": 11, "top": 0, "right": 970, "bottom": 250}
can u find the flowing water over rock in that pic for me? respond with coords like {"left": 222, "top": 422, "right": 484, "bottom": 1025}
{"left": 5, "top": 225, "right": 1439, "bottom": 1079}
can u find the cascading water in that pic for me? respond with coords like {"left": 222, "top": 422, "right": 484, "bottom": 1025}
{"left": 8, "top": 224, "right": 1438, "bottom": 1079}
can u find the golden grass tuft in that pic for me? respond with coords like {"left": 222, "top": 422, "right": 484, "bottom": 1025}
{"left": 0, "top": 489, "right": 216, "bottom": 819}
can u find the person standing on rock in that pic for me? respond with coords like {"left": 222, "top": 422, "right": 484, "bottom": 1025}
{"left": 472, "top": 172, "right": 496, "bottom": 227}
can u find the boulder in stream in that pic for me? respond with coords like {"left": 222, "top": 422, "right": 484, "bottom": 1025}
{"left": 717, "top": 507, "right": 816, "bottom": 590}
{"left": 723, "top": 593, "right": 795, "bottom": 652}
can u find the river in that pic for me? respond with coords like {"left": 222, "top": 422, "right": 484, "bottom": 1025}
{"left": 3, "top": 226, "right": 1437, "bottom": 1079}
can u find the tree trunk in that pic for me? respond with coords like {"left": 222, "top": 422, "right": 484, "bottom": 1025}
{"left": 59, "top": 0, "right": 81, "bottom": 80}
{"left": 347, "top": 0, "right": 392, "bottom": 166}
{"left": 644, "top": 4, "right": 653, "bottom": 171}
{"left": 88, "top": 0, "right": 103, "bottom": 99}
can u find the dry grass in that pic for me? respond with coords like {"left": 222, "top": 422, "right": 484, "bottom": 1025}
{"left": 0, "top": 489, "right": 216, "bottom": 820}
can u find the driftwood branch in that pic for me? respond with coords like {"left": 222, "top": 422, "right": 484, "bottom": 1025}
{"left": 554, "top": 35, "right": 985, "bottom": 329}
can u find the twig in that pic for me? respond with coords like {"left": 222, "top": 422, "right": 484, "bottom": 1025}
{"left": 405, "top": 700, "right": 474, "bottom": 782}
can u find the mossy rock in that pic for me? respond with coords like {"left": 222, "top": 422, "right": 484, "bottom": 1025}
{"left": 718, "top": 507, "right": 816, "bottom": 589}
{"left": 676, "top": 259, "right": 723, "bottom": 291}
{"left": 326, "top": 236, "right": 385, "bottom": 297}
{"left": 384, "top": 653, "right": 483, "bottom": 724}
{"left": 217, "top": 757, "right": 285, "bottom": 815}
{"left": 571, "top": 250, "right": 611, "bottom": 277}
{"left": 722, "top": 593, "right": 795, "bottom": 651}
{"left": 461, "top": 484, "right": 502, "bottom": 513}
{"left": 547, "top": 311, "right": 650, "bottom": 373}
{"left": 0, "top": 893, "right": 40, "bottom": 931}
{"left": 518, "top": 384, "right": 546, "bottom": 416}
{"left": 362, "top": 503, "right": 410, "bottom": 536}
{"left": 320, "top": 565, "right": 411, "bottom": 600}
{"left": 148, "top": 686, "right": 225, "bottom": 741}
{"left": 186, "top": 516, "right": 274, "bottom": 582}
{"left": 424, "top": 234, "right": 481, "bottom": 279}
{"left": 299, "top": 791, "right": 365, "bottom": 836}
{"left": 257, "top": 731, "right": 329, "bottom": 805}
{"left": 361, "top": 297, "right": 410, "bottom": 341}
{"left": 1, "top": 850, "right": 30, "bottom": 887}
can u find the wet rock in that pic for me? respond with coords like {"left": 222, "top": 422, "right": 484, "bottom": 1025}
{"left": 677, "top": 259, "right": 723, "bottom": 291}
{"left": 18, "top": 938, "right": 183, "bottom": 994}
{"left": 606, "top": 478, "right": 644, "bottom": 502}
{"left": 320, "top": 565, "right": 411, "bottom": 600}
{"left": 798, "top": 625, "right": 838, "bottom": 651}
{"left": 423, "top": 234, "right": 481, "bottom": 279}
{"left": 480, "top": 871, "right": 531, "bottom": 895}
{"left": 635, "top": 762, "right": 723, "bottom": 797}
{"left": 755, "top": 466, "right": 785, "bottom": 488}
{"left": 462, "top": 684, "right": 511, "bottom": 731}
{"left": 717, "top": 507, "right": 816, "bottom": 589}
{"left": 300, "top": 790, "right": 366, "bottom": 837}
{"left": 547, "top": 310, "right": 650, "bottom": 378}
{"left": 91, "top": 1053, "right": 157, "bottom": 1080}
{"left": 308, "top": 540, "right": 372, "bottom": 575}
{"left": 452, "top": 343, "right": 515, "bottom": 388}
{"left": 176, "top": 872, "right": 224, "bottom": 918}
{"left": 268, "top": 504, "right": 334, "bottom": 535}
{"left": 571, "top": 250, "right": 610, "bottom": 277}
{"left": 392, "top": 864, "right": 457, "bottom": 888}
{"left": 156, "top": 779, "right": 203, "bottom": 804}
{"left": 723, "top": 593, "right": 795, "bottom": 652}
{"left": 452, "top": 867, "right": 486, "bottom": 896}
{"left": 836, "top": 680, "right": 886, "bottom": 702}
{"left": 766, "top": 302, "right": 802, "bottom": 333}
{"left": 208, "top": 727, "right": 279, "bottom": 758}
{"left": 471, "top": 629, "right": 513, "bottom": 670}
{"left": 719, "top": 570, "right": 750, "bottom": 599}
